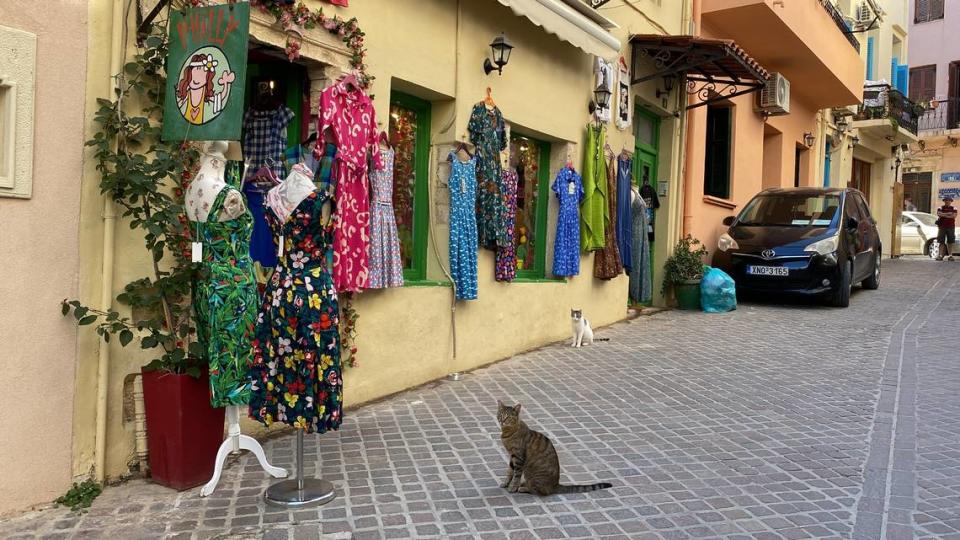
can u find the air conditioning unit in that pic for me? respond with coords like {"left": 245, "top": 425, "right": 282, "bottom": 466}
{"left": 758, "top": 73, "right": 790, "bottom": 115}
{"left": 857, "top": 1, "right": 873, "bottom": 24}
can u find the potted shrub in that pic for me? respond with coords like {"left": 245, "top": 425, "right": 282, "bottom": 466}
{"left": 662, "top": 235, "right": 709, "bottom": 310}
{"left": 61, "top": 25, "right": 224, "bottom": 491}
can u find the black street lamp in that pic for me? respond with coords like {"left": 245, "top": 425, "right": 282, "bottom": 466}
{"left": 483, "top": 34, "right": 514, "bottom": 76}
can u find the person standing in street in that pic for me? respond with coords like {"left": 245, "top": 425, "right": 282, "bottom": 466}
{"left": 904, "top": 194, "right": 917, "bottom": 212}
{"left": 935, "top": 195, "right": 957, "bottom": 261}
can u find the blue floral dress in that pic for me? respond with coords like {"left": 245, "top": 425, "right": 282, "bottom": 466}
{"left": 449, "top": 152, "right": 478, "bottom": 300}
{"left": 552, "top": 167, "right": 584, "bottom": 277}
{"left": 249, "top": 191, "right": 343, "bottom": 433}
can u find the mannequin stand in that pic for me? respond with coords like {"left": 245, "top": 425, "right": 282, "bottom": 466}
{"left": 264, "top": 430, "right": 337, "bottom": 507}
{"left": 200, "top": 406, "right": 288, "bottom": 497}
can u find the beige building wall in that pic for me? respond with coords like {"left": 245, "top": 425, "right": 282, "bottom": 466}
{"left": 73, "top": 0, "right": 688, "bottom": 482}
{"left": 0, "top": 0, "right": 88, "bottom": 516}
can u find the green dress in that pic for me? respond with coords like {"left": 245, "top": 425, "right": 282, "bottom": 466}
{"left": 192, "top": 187, "right": 258, "bottom": 407}
{"left": 581, "top": 124, "right": 609, "bottom": 251}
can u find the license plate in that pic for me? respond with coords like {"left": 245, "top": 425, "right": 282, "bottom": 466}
{"left": 747, "top": 265, "right": 789, "bottom": 276}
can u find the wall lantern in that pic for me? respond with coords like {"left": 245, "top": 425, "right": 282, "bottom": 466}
{"left": 656, "top": 74, "right": 676, "bottom": 98}
{"left": 849, "top": 134, "right": 861, "bottom": 149}
{"left": 834, "top": 116, "right": 849, "bottom": 132}
{"left": 483, "top": 33, "right": 514, "bottom": 76}
{"left": 803, "top": 132, "right": 816, "bottom": 147}
{"left": 588, "top": 83, "right": 612, "bottom": 118}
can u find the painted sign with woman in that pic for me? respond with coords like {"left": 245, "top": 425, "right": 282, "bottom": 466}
{"left": 162, "top": 2, "right": 249, "bottom": 141}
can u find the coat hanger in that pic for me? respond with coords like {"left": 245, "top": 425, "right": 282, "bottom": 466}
{"left": 483, "top": 87, "right": 496, "bottom": 108}
{"left": 340, "top": 72, "right": 359, "bottom": 92}
{"left": 379, "top": 130, "right": 391, "bottom": 149}
{"left": 455, "top": 140, "right": 473, "bottom": 157}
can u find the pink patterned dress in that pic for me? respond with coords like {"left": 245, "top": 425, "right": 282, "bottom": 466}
{"left": 367, "top": 148, "right": 404, "bottom": 288}
{"left": 316, "top": 80, "right": 381, "bottom": 293}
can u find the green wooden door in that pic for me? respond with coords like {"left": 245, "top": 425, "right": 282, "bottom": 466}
{"left": 634, "top": 107, "right": 660, "bottom": 304}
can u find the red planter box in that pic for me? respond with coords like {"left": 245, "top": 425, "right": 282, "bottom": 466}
{"left": 141, "top": 369, "right": 225, "bottom": 491}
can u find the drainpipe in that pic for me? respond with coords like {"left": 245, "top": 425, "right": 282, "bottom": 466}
{"left": 95, "top": 0, "right": 124, "bottom": 483}
{"left": 681, "top": 0, "right": 701, "bottom": 236}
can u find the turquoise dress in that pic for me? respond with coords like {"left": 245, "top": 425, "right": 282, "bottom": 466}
{"left": 448, "top": 152, "right": 478, "bottom": 300}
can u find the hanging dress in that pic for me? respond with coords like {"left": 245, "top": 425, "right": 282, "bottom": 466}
{"left": 593, "top": 152, "right": 623, "bottom": 279}
{"left": 581, "top": 124, "right": 608, "bottom": 251}
{"left": 552, "top": 167, "right": 584, "bottom": 277}
{"left": 468, "top": 103, "right": 508, "bottom": 250}
{"left": 629, "top": 194, "right": 653, "bottom": 304}
{"left": 192, "top": 187, "right": 258, "bottom": 407}
{"left": 496, "top": 168, "right": 519, "bottom": 282}
{"left": 242, "top": 106, "right": 296, "bottom": 270}
{"left": 616, "top": 156, "right": 633, "bottom": 273}
{"left": 367, "top": 148, "right": 404, "bottom": 289}
{"left": 449, "top": 152, "right": 478, "bottom": 300}
{"left": 249, "top": 191, "right": 343, "bottom": 433}
{"left": 317, "top": 80, "right": 381, "bottom": 293}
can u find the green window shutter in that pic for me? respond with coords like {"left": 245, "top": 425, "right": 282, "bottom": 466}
{"left": 389, "top": 91, "right": 432, "bottom": 282}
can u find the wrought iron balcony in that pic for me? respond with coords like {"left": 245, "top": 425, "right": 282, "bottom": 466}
{"left": 818, "top": 0, "right": 861, "bottom": 53}
{"left": 918, "top": 98, "right": 960, "bottom": 133}
{"left": 853, "top": 84, "right": 921, "bottom": 135}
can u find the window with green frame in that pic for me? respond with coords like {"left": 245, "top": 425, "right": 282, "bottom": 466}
{"left": 388, "top": 92, "right": 431, "bottom": 281}
{"left": 509, "top": 132, "right": 551, "bottom": 279}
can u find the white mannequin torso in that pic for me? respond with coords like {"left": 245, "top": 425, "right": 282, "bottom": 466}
{"left": 186, "top": 141, "right": 246, "bottom": 223}
{"left": 266, "top": 163, "right": 331, "bottom": 224}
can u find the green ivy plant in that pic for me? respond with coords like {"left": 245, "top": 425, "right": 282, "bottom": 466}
{"left": 661, "top": 235, "right": 709, "bottom": 294}
{"left": 55, "top": 480, "right": 103, "bottom": 512}
{"left": 61, "top": 23, "right": 204, "bottom": 377}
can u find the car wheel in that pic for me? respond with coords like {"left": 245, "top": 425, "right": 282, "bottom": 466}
{"left": 927, "top": 239, "right": 941, "bottom": 259}
{"left": 862, "top": 253, "right": 880, "bottom": 290}
{"left": 831, "top": 260, "right": 852, "bottom": 308}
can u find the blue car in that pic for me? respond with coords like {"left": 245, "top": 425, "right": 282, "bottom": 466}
{"left": 711, "top": 187, "right": 882, "bottom": 308}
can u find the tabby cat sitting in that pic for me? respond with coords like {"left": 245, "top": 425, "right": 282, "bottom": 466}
{"left": 497, "top": 401, "right": 612, "bottom": 495}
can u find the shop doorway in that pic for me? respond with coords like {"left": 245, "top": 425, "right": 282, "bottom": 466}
{"left": 851, "top": 158, "right": 872, "bottom": 202}
{"left": 633, "top": 106, "right": 660, "bottom": 305}
{"left": 245, "top": 51, "right": 309, "bottom": 149}
{"left": 903, "top": 171, "right": 933, "bottom": 213}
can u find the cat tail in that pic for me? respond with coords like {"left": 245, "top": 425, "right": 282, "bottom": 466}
{"left": 593, "top": 338, "right": 610, "bottom": 342}
{"left": 555, "top": 482, "right": 613, "bottom": 493}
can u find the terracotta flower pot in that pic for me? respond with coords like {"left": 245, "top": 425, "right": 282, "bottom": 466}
{"left": 141, "top": 368, "right": 225, "bottom": 491}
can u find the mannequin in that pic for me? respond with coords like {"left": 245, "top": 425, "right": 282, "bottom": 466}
{"left": 266, "top": 163, "right": 322, "bottom": 223}
{"left": 188, "top": 141, "right": 288, "bottom": 497}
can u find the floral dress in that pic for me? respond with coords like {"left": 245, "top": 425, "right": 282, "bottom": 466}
{"left": 593, "top": 152, "right": 623, "bottom": 279}
{"left": 192, "top": 187, "right": 258, "bottom": 408}
{"left": 468, "top": 103, "right": 507, "bottom": 250}
{"left": 496, "top": 168, "right": 519, "bottom": 282}
{"left": 449, "top": 152, "right": 478, "bottom": 300}
{"left": 316, "top": 80, "right": 381, "bottom": 293}
{"left": 249, "top": 191, "right": 343, "bottom": 433}
{"left": 552, "top": 167, "right": 584, "bottom": 277}
{"left": 367, "top": 148, "right": 404, "bottom": 288}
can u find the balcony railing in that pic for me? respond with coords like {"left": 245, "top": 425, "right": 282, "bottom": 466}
{"left": 918, "top": 98, "right": 960, "bottom": 133}
{"left": 854, "top": 83, "right": 921, "bottom": 135}
{"left": 818, "top": 0, "right": 861, "bottom": 53}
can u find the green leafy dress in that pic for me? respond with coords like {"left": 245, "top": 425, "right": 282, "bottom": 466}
{"left": 192, "top": 186, "right": 258, "bottom": 407}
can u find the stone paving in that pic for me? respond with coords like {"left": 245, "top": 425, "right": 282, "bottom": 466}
{"left": 2, "top": 258, "right": 959, "bottom": 539}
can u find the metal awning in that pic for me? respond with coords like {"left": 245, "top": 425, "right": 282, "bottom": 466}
{"left": 496, "top": 0, "right": 621, "bottom": 60}
{"left": 630, "top": 35, "right": 770, "bottom": 110}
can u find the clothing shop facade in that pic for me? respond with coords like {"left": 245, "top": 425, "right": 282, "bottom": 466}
{"left": 64, "top": 0, "right": 690, "bottom": 490}
{"left": 679, "top": 0, "right": 865, "bottom": 256}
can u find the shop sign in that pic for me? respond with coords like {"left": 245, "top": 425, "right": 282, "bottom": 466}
{"left": 939, "top": 187, "right": 960, "bottom": 200}
{"left": 941, "top": 172, "right": 960, "bottom": 183}
{"left": 161, "top": 2, "right": 249, "bottom": 141}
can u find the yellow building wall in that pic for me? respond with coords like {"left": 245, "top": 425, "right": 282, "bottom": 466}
{"left": 0, "top": 0, "right": 88, "bottom": 516}
{"left": 73, "top": 0, "right": 687, "bottom": 482}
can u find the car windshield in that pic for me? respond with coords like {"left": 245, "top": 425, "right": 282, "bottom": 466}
{"left": 909, "top": 212, "right": 938, "bottom": 227}
{"left": 737, "top": 193, "right": 841, "bottom": 227}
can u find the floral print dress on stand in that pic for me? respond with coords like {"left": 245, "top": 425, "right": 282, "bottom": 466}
{"left": 192, "top": 187, "right": 258, "bottom": 407}
{"left": 367, "top": 148, "right": 404, "bottom": 288}
{"left": 495, "top": 168, "right": 519, "bottom": 281}
{"left": 552, "top": 167, "right": 584, "bottom": 277}
{"left": 468, "top": 103, "right": 508, "bottom": 250}
{"left": 249, "top": 191, "right": 343, "bottom": 433}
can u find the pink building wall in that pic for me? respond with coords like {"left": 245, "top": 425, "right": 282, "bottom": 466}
{"left": 908, "top": 1, "right": 960, "bottom": 99}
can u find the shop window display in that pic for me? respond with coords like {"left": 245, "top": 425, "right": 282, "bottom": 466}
{"left": 509, "top": 133, "right": 551, "bottom": 277}
{"left": 388, "top": 92, "right": 431, "bottom": 281}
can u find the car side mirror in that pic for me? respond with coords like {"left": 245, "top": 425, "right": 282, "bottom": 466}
{"left": 846, "top": 217, "right": 859, "bottom": 230}
{"left": 722, "top": 216, "right": 736, "bottom": 226}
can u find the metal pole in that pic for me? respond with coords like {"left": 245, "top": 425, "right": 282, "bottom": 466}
{"left": 264, "top": 429, "right": 336, "bottom": 508}
{"left": 296, "top": 430, "right": 305, "bottom": 492}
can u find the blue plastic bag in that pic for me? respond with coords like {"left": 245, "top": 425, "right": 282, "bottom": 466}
{"left": 700, "top": 266, "right": 737, "bottom": 313}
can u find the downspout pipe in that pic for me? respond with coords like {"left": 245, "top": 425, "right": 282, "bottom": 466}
{"left": 681, "top": 0, "right": 701, "bottom": 236}
{"left": 95, "top": 0, "right": 124, "bottom": 483}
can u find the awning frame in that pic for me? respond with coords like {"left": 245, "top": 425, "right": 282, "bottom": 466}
{"left": 630, "top": 38, "right": 769, "bottom": 110}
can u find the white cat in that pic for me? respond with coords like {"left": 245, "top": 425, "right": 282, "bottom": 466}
{"left": 571, "top": 309, "right": 594, "bottom": 348}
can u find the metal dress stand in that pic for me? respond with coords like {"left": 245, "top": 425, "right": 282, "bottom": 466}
{"left": 200, "top": 406, "right": 288, "bottom": 497}
{"left": 264, "top": 429, "right": 336, "bottom": 507}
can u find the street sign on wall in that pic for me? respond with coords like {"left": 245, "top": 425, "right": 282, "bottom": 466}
{"left": 161, "top": 2, "right": 249, "bottom": 141}
{"left": 941, "top": 172, "right": 960, "bottom": 183}
{"left": 938, "top": 187, "right": 960, "bottom": 200}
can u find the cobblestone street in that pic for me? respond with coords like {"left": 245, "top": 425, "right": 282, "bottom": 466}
{"left": 2, "top": 258, "right": 958, "bottom": 540}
